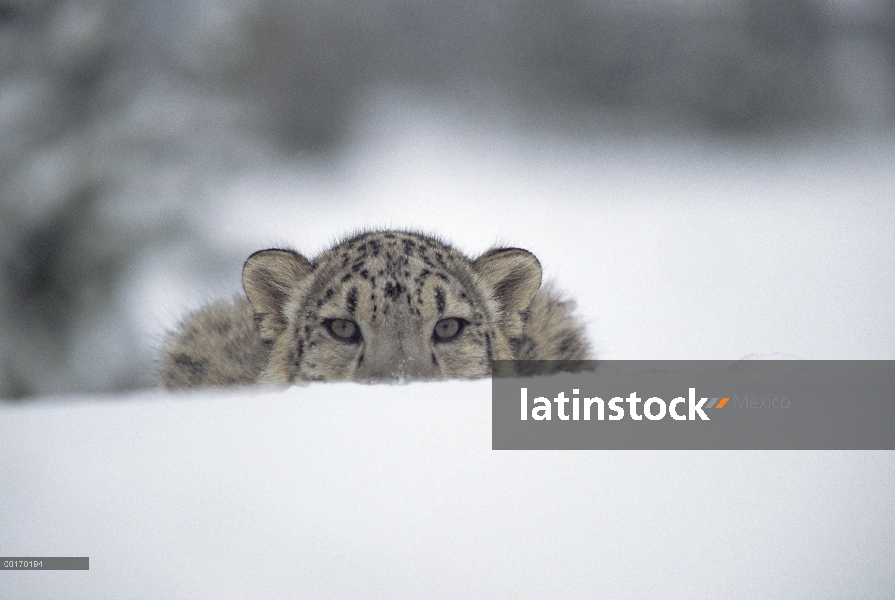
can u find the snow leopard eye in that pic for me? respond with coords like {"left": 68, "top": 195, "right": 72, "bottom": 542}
{"left": 325, "top": 319, "right": 361, "bottom": 343}
{"left": 433, "top": 318, "right": 465, "bottom": 342}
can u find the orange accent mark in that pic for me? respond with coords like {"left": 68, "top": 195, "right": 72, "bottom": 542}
{"left": 716, "top": 397, "right": 729, "bottom": 409}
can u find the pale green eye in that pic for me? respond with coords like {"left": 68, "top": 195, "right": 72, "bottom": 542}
{"left": 326, "top": 319, "right": 361, "bottom": 342}
{"left": 433, "top": 318, "right": 465, "bottom": 342}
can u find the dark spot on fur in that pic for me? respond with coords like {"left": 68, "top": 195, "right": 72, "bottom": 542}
{"left": 558, "top": 335, "right": 576, "bottom": 355}
{"left": 384, "top": 280, "right": 405, "bottom": 301}
{"left": 174, "top": 354, "right": 201, "bottom": 369}
{"left": 415, "top": 269, "right": 431, "bottom": 285}
{"left": 174, "top": 354, "right": 207, "bottom": 384}
{"left": 436, "top": 272, "right": 449, "bottom": 281}
{"left": 211, "top": 320, "right": 231, "bottom": 335}
{"left": 341, "top": 272, "right": 353, "bottom": 283}
{"left": 431, "top": 352, "right": 439, "bottom": 367}
{"left": 386, "top": 255, "right": 409, "bottom": 276}
{"left": 360, "top": 269, "right": 369, "bottom": 279}
{"left": 435, "top": 286, "right": 446, "bottom": 314}
{"left": 484, "top": 332, "right": 493, "bottom": 364}
{"left": 347, "top": 287, "right": 358, "bottom": 315}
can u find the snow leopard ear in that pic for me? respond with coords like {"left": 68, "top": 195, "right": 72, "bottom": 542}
{"left": 242, "top": 249, "right": 313, "bottom": 340}
{"left": 472, "top": 247, "right": 542, "bottom": 335}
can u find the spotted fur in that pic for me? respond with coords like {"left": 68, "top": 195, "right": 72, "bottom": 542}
{"left": 158, "top": 230, "right": 590, "bottom": 388}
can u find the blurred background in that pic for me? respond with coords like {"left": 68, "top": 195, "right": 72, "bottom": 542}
{"left": 1, "top": 0, "right": 894, "bottom": 398}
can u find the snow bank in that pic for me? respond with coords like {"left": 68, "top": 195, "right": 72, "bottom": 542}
{"left": 2, "top": 381, "right": 893, "bottom": 598}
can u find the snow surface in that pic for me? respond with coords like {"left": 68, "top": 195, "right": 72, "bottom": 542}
{"left": 2, "top": 382, "right": 894, "bottom": 598}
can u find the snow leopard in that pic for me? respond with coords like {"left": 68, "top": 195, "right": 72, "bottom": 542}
{"left": 158, "top": 230, "right": 590, "bottom": 388}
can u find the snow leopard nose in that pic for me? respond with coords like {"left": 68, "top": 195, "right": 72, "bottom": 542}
{"left": 362, "top": 341, "right": 438, "bottom": 382}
